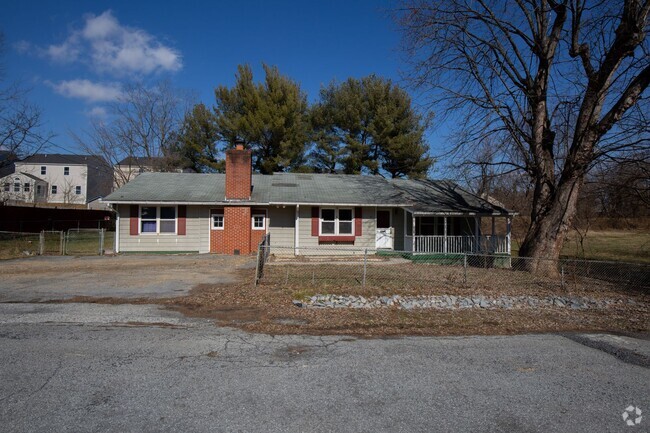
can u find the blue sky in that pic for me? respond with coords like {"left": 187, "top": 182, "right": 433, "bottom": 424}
{"left": 2, "top": 1, "right": 445, "bottom": 164}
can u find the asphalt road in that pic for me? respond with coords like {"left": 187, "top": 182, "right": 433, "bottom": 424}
{"left": 0, "top": 303, "right": 648, "bottom": 433}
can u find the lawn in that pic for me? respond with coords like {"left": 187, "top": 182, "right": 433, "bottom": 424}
{"left": 512, "top": 229, "right": 650, "bottom": 264}
{"left": 0, "top": 230, "right": 115, "bottom": 259}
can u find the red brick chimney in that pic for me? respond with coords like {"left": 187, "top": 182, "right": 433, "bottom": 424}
{"left": 225, "top": 143, "right": 252, "bottom": 200}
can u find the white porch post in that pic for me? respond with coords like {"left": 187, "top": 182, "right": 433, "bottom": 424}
{"left": 491, "top": 216, "right": 496, "bottom": 253}
{"left": 474, "top": 216, "right": 480, "bottom": 253}
{"left": 114, "top": 206, "right": 120, "bottom": 253}
{"left": 506, "top": 216, "right": 512, "bottom": 255}
{"left": 294, "top": 204, "right": 300, "bottom": 256}
{"left": 443, "top": 216, "right": 448, "bottom": 255}
{"left": 412, "top": 213, "right": 416, "bottom": 253}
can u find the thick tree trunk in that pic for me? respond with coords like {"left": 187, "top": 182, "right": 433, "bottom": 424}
{"left": 519, "top": 174, "right": 584, "bottom": 274}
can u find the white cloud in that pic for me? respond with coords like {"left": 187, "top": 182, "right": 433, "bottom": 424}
{"left": 42, "top": 10, "right": 182, "bottom": 76}
{"left": 49, "top": 79, "right": 122, "bottom": 102}
{"left": 86, "top": 106, "right": 108, "bottom": 118}
{"left": 46, "top": 39, "right": 81, "bottom": 63}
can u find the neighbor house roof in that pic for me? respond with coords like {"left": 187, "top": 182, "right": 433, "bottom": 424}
{"left": 19, "top": 172, "right": 46, "bottom": 182}
{"left": 0, "top": 163, "right": 15, "bottom": 179}
{"left": 104, "top": 172, "right": 514, "bottom": 215}
{"left": 19, "top": 153, "right": 105, "bottom": 166}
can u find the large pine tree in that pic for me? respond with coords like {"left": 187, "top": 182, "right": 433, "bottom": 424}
{"left": 214, "top": 64, "right": 310, "bottom": 174}
{"left": 311, "top": 75, "right": 432, "bottom": 178}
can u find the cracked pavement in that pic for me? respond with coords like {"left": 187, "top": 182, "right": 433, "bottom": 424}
{"left": 0, "top": 303, "right": 649, "bottom": 432}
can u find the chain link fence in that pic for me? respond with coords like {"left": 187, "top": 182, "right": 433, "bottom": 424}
{"left": 0, "top": 231, "right": 42, "bottom": 259}
{"left": 255, "top": 245, "right": 649, "bottom": 294}
{"left": 0, "top": 230, "right": 115, "bottom": 259}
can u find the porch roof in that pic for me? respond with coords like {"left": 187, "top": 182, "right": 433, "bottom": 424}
{"left": 391, "top": 179, "right": 513, "bottom": 216}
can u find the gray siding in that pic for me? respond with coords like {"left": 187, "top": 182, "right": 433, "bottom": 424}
{"left": 297, "top": 206, "right": 376, "bottom": 255}
{"left": 393, "top": 208, "right": 405, "bottom": 251}
{"left": 117, "top": 204, "right": 210, "bottom": 253}
{"left": 268, "top": 206, "right": 295, "bottom": 248}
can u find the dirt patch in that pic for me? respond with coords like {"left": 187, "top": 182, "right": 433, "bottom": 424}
{"left": 0, "top": 254, "right": 253, "bottom": 301}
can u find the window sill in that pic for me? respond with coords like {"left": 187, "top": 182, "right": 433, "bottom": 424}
{"left": 318, "top": 235, "right": 355, "bottom": 242}
{"left": 139, "top": 232, "right": 178, "bottom": 236}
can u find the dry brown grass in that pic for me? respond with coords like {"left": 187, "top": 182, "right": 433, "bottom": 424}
{"left": 148, "top": 267, "right": 650, "bottom": 337}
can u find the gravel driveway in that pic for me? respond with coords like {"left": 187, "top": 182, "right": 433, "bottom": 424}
{"left": 0, "top": 254, "right": 254, "bottom": 301}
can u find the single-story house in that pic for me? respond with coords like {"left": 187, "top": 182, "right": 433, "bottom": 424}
{"left": 103, "top": 145, "right": 515, "bottom": 255}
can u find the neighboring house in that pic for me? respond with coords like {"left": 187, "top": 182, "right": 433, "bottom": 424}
{"left": 113, "top": 156, "right": 192, "bottom": 189}
{"left": 104, "top": 145, "right": 515, "bottom": 256}
{"left": 0, "top": 154, "right": 112, "bottom": 205}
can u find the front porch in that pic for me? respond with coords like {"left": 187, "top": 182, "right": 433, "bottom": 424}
{"left": 404, "top": 213, "right": 512, "bottom": 255}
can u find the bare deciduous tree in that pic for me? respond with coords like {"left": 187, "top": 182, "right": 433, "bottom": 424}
{"left": 398, "top": 0, "right": 650, "bottom": 271}
{"left": 0, "top": 33, "right": 52, "bottom": 165}
{"left": 73, "top": 80, "right": 191, "bottom": 187}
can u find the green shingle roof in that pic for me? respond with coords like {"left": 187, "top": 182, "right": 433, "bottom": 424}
{"left": 103, "top": 172, "right": 513, "bottom": 215}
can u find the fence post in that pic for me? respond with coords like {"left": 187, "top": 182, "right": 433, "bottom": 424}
{"left": 60, "top": 231, "right": 65, "bottom": 255}
{"left": 39, "top": 231, "right": 44, "bottom": 255}
{"left": 362, "top": 248, "right": 368, "bottom": 289}
{"left": 99, "top": 229, "right": 104, "bottom": 256}
{"left": 254, "top": 246, "right": 261, "bottom": 286}
{"left": 463, "top": 253, "right": 467, "bottom": 285}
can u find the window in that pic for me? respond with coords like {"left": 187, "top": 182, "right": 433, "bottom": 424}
{"left": 320, "top": 208, "right": 354, "bottom": 235}
{"left": 159, "top": 207, "right": 176, "bottom": 233}
{"left": 64, "top": 167, "right": 70, "bottom": 175}
{"left": 36, "top": 185, "right": 42, "bottom": 195}
{"left": 211, "top": 211, "right": 224, "bottom": 230}
{"left": 13, "top": 178, "right": 20, "bottom": 193}
{"left": 140, "top": 206, "right": 176, "bottom": 234}
{"left": 338, "top": 209, "right": 353, "bottom": 234}
{"left": 24, "top": 183, "right": 30, "bottom": 193}
{"left": 3, "top": 183, "right": 9, "bottom": 192}
{"left": 321, "top": 209, "right": 335, "bottom": 234}
{"left": 75, "top": 186, "right": 81, "bottom": 195}
{"left": 41, "top": 166, "right": 46, "bottom": 175}
{"left": 252, "top": 214, "right": 265, "bottom": 230}
{"left": 51, "top": 185, "right": 57, "bottom": 194}
{"left": 140, "top": 207, "right": 157, "bottom": 233}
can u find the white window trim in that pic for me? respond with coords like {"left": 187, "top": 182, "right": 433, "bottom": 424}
{"left": 252, "top": 213, "right": 266, "bottom": 230}
{"left": 139, "top": 205, "right": 178, "bottom": 235}
{"left": 51, "top": 185, "right": 58, "bottom": 194}
{"left": 40, "top": 166, "right": 46, "bottom": 175}
{"left": 75, "top": 186, "right": 82, "bottom": 195}
{"left": 64, "top": 167, "right": 70, "bottom": 175}
{"left": 210, "top": 209, "right": 224, "bottom": 230}
{"left": 319, "top": 207, "right": 355, "bottom": 236}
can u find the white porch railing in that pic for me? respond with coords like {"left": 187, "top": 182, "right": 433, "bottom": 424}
{"left": 413, "top": 235, "right": 510, "bottom": 254}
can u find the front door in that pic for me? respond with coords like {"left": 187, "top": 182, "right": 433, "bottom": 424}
{"left": 375, "top": 209, "right": 394, "bottom": 249}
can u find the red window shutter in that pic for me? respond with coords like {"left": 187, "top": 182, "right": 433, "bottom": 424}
{"left": 311, "top": 206, "right": 319, "bottom": 236}
{"left": 129, "top": 205, "right": 139, "bottom": 235}
{"left": 355, "top": 207, "right": 363, "bottom": 236}
{"left": 177, "top": 205, "right": 187, "bottom": 235}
